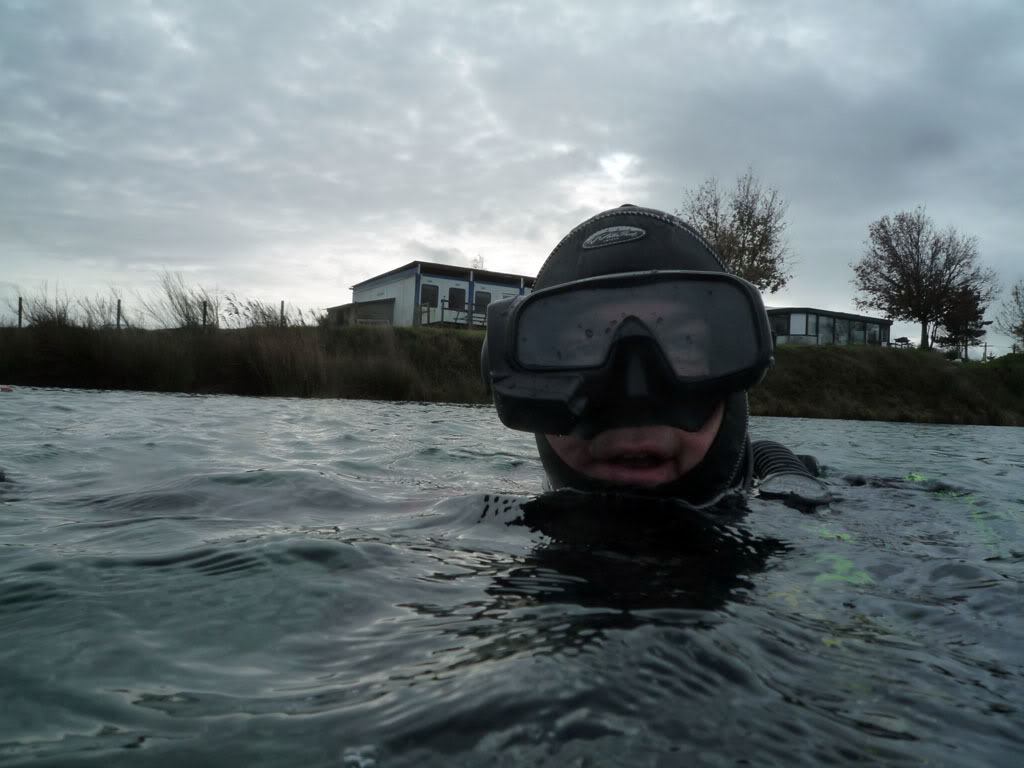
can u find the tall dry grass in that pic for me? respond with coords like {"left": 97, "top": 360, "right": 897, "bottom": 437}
{"left": 3, "top": 276, "right": 1022, "bottom": 423}
{"left": 220, "top": 295, "right": 324, "bottom": 329}
{"left": 6, "top": 272, "right": 326, "bottom": 332}
{"left": 133, "top": 271, "right": 221, "bottom": 329}
{"left": 0, "top": 323, "right": 490, "bottom": 403}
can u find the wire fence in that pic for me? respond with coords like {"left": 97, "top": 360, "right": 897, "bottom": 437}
{"left": 4, "top": 280, "right": 326, "bottom": 331}
{"left": 3, "top": 280, "right": 1021, "bottom": 359}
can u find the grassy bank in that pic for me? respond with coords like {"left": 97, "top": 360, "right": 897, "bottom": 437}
{"left": 2, "top": 325, "right": 1022, "bottom": 425}
{"left": 750, "top": 345, "right": 1024, "bottom": 425}
{"left": 0, "top": 325, "right": 490, "bottom": 403}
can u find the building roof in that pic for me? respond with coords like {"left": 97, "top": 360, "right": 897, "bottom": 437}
{"left": 351, "top": 260, "right": 536, "bottom": 291}
{"left": 766, "top": 306, "right": 893, "bottom": 326}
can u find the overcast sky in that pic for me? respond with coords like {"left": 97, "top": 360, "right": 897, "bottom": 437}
{"left": 1, "top": 0, "right": 1021, "bottom": 351}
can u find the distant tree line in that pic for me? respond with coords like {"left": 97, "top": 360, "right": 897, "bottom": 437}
{"left": 678, "top": 171, "right": 1018, "bottom": 359}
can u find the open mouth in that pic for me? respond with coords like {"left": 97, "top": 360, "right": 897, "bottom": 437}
{"left": 556, "top": 426, "right": 687, "bottom": 486}
{"left": 608, "top": 452, "right": 668, "bottom": 469}
{"left": 595, "top": 449, "right": 678, "bottom": 486}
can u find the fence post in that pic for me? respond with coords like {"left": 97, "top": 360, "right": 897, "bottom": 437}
{"left": 280, "top": 300, "right": 285, "bottom": 327}
{"left": 202, "top": 300, "right": 208, "bottom": 328}
{"left": 18, "top": 296, "right": 23, "bottom": 328}
{"left": 116, "top": 298, "right": 122, "bottom": 329}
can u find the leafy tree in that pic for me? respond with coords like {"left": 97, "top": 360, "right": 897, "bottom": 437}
{"left": 933, "top": 285, "right": 992, "bottom": 361}
{"left": 677, "top": 169, "right": 793, "bottom": 293}
{"left": 851, "top": 207, "right": 999, "bottom": 349}
{"left": 994, "top": 278, "right": 1024, "bottom": 349}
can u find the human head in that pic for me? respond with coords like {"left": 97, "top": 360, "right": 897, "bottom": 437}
{"left": 482, "top": 205, "right": 772, "bottom": 506}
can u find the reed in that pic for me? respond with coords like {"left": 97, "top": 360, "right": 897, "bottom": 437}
{"left": 1, "top": 321, "right": 1021, "bottom": 424}
{"left": 0, "top": 324, "right": 490, "bottom": 403}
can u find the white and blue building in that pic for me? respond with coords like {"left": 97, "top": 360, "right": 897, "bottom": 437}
{"left": 328, "top": 261, "right": 535, "bottom": 328}
{"left": 329, "top": 262, "right": 895, "bottom": 345}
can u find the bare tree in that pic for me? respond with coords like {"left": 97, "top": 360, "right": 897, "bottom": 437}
{"left": 995, "top": 278, "right": 1024, "bottom": 350}
{"left": 851, "top": 207, "right": 999, "bottom": 349}
{"left": 677, "top": 168, "right": 793, "bottom": 293}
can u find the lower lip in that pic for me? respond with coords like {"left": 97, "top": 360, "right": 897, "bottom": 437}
{"left": 591, "top": 460, "right": 679, "bottom": 486}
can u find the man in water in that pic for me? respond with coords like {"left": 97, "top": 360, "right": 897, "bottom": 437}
{"left": 482, "top": 204, "right": 813, "bottom": 508}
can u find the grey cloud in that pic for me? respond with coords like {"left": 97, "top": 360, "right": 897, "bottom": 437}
{"left": 0, "top": 0, "right": 1021, "bottom": 351}
{"left": 404, "top": 240, "right": 470, "bottom": 267}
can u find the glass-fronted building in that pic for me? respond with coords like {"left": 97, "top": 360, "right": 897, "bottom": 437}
{"left": 767, "top": 308, "right": 892, "bottom": 346}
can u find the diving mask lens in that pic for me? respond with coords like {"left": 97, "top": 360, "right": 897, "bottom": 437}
{"left": 514, "top": 274, "right": 760, "bottom": 380}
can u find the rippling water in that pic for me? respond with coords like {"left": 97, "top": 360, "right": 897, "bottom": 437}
{"left": 1, "top": 388, "right": 1022, "bottom": 767}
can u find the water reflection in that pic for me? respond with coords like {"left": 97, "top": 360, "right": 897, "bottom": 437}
{"left": 400, "top": 491, "right": 788, "bottom": 666}
{"left": 508, "top": 490, "right": 788, "bottom": 610}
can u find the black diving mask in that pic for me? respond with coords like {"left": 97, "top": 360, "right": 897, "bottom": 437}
{"left": 481, "top": 270, "right": 774, "bottom": 438}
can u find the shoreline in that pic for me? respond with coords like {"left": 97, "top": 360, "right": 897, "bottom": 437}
{"left": 2, "top": 325, "right": 1022, "bottom": 426}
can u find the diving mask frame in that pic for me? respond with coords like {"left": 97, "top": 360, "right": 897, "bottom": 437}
{"left": 481, "top": 270, "right": 775, "bottom": 437}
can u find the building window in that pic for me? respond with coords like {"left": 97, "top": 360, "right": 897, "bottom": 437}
{"left": 818, "top": 314, "right": 834, "bottom": 343}
{"left": 770, "top": 313, "right": 789, "bottom": 338}
{"left": 852, "top": 320, "right": 866, "bottom": 344}
{"left": 448, "top": 287, "right": 466, "bottom": 311}
{"left": 473, "top": 291, "right": 491, "bottom": 312}
{"left": 835, "top": 318, "right": 850, "bottom": 344}
{"left": 420, "top": 284, "right": 438, "bottom": 308}
{"left": 866, "top": 323, "right": 880, "bottom": 344}
{"left": 790, "top": 313, "right": 807, "bottom": 335}
{"left": 807, "top": 314, "right": 818, "bottom": 336}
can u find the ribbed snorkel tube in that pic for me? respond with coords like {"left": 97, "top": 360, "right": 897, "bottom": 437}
{"left": 751, "top": 440, "right": 831, "bottom": 509}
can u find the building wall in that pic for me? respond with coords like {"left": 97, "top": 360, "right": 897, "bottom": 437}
{"left": 418, "top": 273, "right": 472, "bottom": 325}
{"left": 354, "top": 272, "right": 417, "bottom": 326}
{"left": 353, "top": 266, "right": 534, "bottom": 328}
{"left": 327, "top": 299, "right": 395, "bottom": 326}
{"left": 417, "top": 274, "right": 529, "bottom": 326}
{"left": 468, "top": 279, "right": 530, "bottom": 309}
{"left": 352, "top": 299, "right": 395, "bottom": 324}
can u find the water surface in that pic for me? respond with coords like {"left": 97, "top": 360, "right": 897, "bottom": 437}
{"left": 1, "top": 388, "right": 1022, "bottom": 766}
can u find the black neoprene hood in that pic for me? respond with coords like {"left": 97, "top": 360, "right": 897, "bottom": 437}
{"left": 527, "top": 205, "right": 753, "bottom": 506}
{"left": 533, "top": 206, "right": 726, "bottom": 290}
